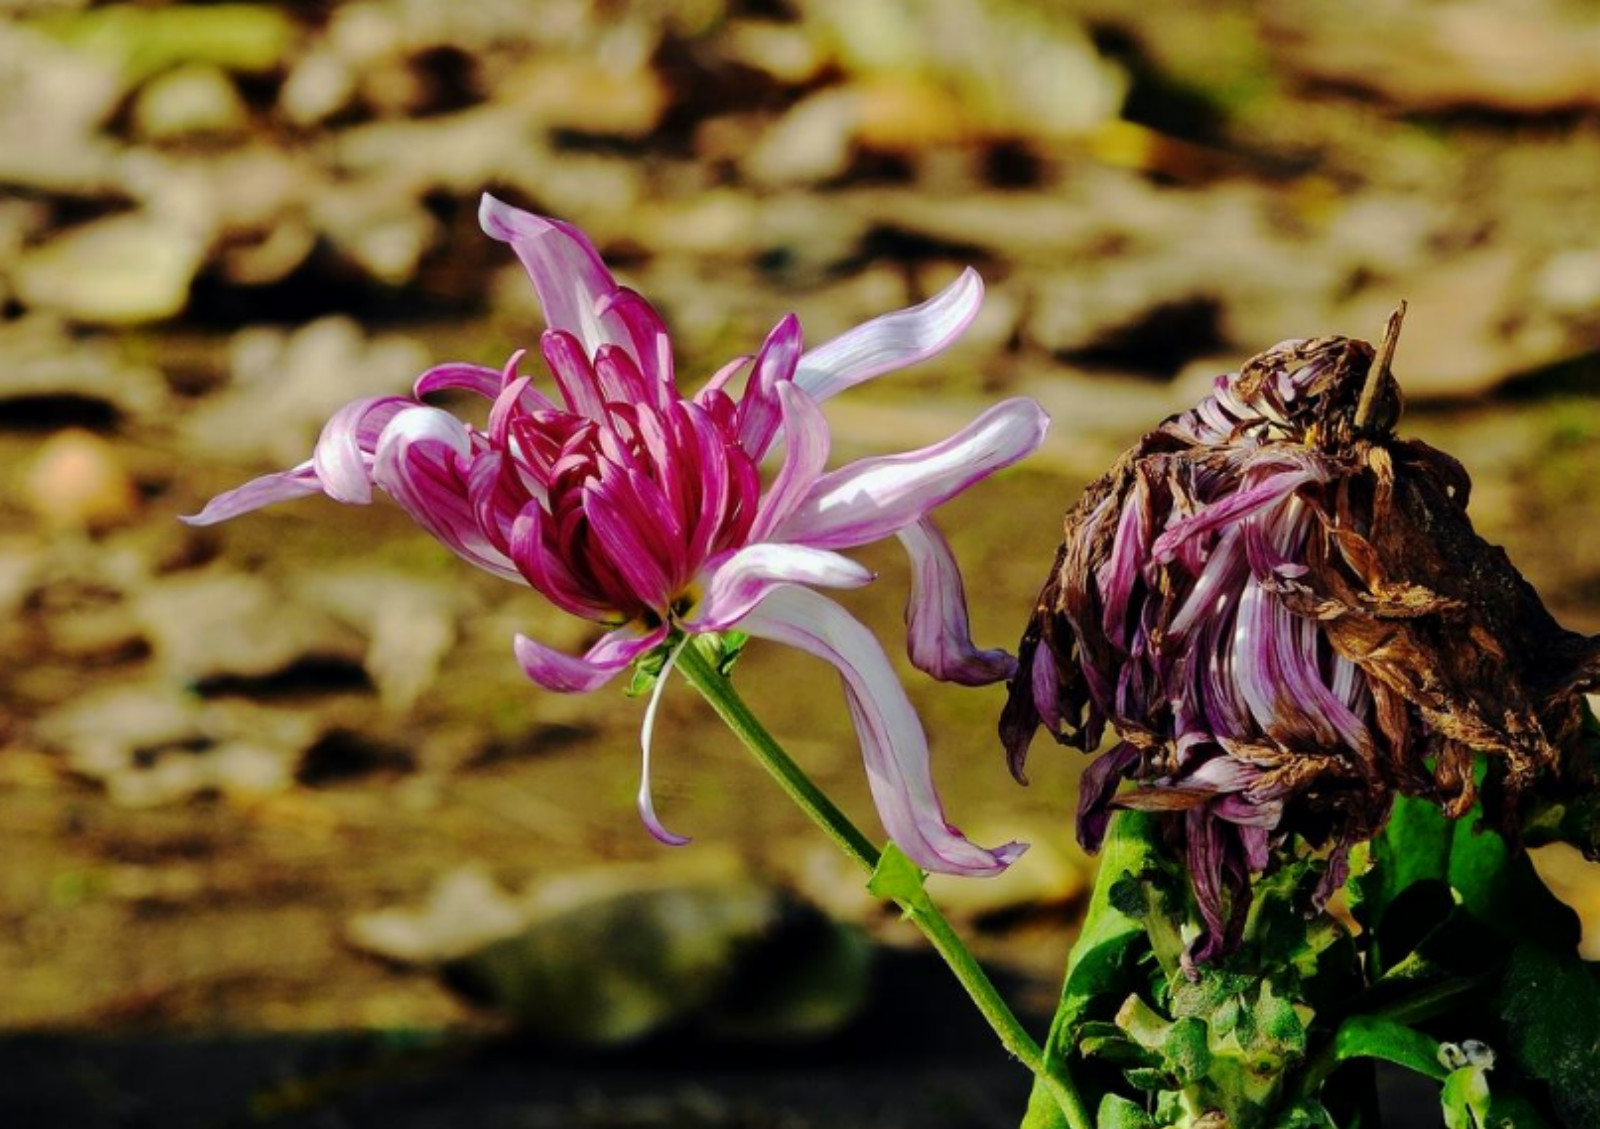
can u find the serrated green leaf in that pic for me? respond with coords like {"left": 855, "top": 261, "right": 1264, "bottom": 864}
{"left": 1123, "top": 1067, "right": 1170, "bottom": 1092}
{"left": 1161, "top": 1016, "right": 1210, "bottom": 1084}
{"left": 866, "top": 842, "right": 931, "bottom": 912}
{"left": 1095, "top": 1093, "right": 1155, "bottom": 1129}
{"left": 1497, "top": 943, "right": 1600, "bottom": 1128}
{"left": 1333, "top": 1015, "right": 1448, "bottom": 1081}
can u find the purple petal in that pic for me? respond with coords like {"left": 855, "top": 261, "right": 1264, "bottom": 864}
{"left": 1151, "top": 469, "right": 1316, "bottom": 564}
{"left": 690, "top": 543, "right": 874, "bottom": 630}
{"left": 480, "top": 194, "right": 671, "bottom": 384}
{"left": 738, "top": 586, "right": 1026, "bottom": 876}
{"left": 794, "top": 269, "right": 983, "bottom": 403}
{"left": 737, "top": 314, "right": 803, "bottom": 459}
{"left": 372, "top": 406, "right": 521, "bottom": 582}
{"left": 415, "top": 362, "right": 504, "bottom": 400}
{"left": 749, "top": 382, "right": 831, "bottom": 543}
{"left": 182, "top": 463, "right": 322, "bottom": 525}
{"left": 771, "top": 398, "right": 1048, "bottom": 550}
{"left": 312, "top": 395, "right": 411, "bottom": 504}
{"left": 897, "top": 517, "right": 1016, "bottom": 686}
{"left": 1077, "top": 741, "right": 1139, "bottom": 852}
{"left": 512, "top": 624, "right": 667, "bottom": 694}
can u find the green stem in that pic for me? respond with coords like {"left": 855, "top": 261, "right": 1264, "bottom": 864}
{"left": 676, "top": 638, "right": 1092, "bottom": 1129}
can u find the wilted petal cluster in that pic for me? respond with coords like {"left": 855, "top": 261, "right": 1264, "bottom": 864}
{"left": 1005, "top": 334, "right": 1600, "bottom": 959}
{"left": 189, "top": 195, "right": 1045, "bottom": 878}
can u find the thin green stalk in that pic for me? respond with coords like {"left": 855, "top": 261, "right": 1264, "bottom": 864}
{"left": 675, "top": 638, "right": 1092, "bottom": 1129}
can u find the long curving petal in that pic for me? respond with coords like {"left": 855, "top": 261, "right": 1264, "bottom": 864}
{"left": 771, "top": 397, "right": 1048, "bottom": 550}
{"left": 748, "top": 382, "right": 831, "bottom": 543}
{"left": 897, "top": 517, "right": 1016, "bottom": 686}
{"left": 513, "top": 624, "right": 667, "bottom": 693}
{"left": 793, "top": 269, "right": 983, "bottom": 403}
{"left": 480, "top": 194, "right": 672, "bottom": 386}
{"left": 738, "top": 586, "right": 1026, "bottom": 876}
{"left": 182, "top": 464, "right": 322, "bottom": 525}
{"left": 690, "top": 542, "right": 874, "bottom": 631}
{"left": 637, "top": 638, "right": 691, "bottom": 845}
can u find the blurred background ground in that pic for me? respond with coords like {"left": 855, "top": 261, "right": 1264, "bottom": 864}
{"left": 2, "top": 0, "right": 1600, "bottom": 1125}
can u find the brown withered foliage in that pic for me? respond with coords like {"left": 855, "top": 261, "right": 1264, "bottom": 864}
{"left": 1005, "top": 315, "right": 1600, "bottom": 943}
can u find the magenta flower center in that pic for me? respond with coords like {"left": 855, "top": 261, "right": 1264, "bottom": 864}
{"left": 498, "top": 370, "right": 761, "bottom": 625}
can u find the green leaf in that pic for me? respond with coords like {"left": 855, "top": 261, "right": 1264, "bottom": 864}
{"left": 1497, "top": 943, "right": 1600, "bottom": 1128}
{"left": 1348, "top": 792, "right": 1453, "bottom": 942}
{"left": 1441, "top": 1063, "right": 1492, "bottom": 1129}
{"left": 1332, "top": 1015, "right": 1448, "bottom": 1081}
{"left": 1095, "top": 1093, "right": 1155, "bottom": 1129}
{"left": 1022, "top": 812, "right": 1168, "bottom": 1129}
{"left": 1160, "top": 1016, "right": 1211, "bottom": 1085}
{"left": 1488, "top": 1091, "right": 1556, "bottom": 1129}
{"left": 624, "top": 639, "right": 675, "bottom": 698}
{"left": 866, "top": 842, "right": 932, "bottom": 912}
{"left": 1350, "top": 782, "right": 1578, "bottom": 977}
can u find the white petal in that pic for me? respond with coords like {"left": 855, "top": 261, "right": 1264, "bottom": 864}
{"left": 793, "top": 268, "right": 983, "bottom": 403}
{"left": 637, "top": 638, "right": 691, "bottom": 845}
{"left": 691, "top": 542, "right": 873, "bottom": 630}
{"left": 772, "top": 398, "right": 1048, "bottom": 550}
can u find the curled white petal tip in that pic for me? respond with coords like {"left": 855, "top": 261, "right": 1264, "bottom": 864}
{"left": 638, "top": 638, "right": 691, "bottom": 847}
{"left": 738, "top": 586, "right": 1024, "bottom": 877}
{"left": 478, "top": 192, "right": 541, "bottom": 242}
{"left": 693, "top": 542, "right": 875, "bottom": 631}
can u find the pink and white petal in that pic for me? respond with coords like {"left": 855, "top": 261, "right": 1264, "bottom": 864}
{"left": 738, "top": 587, "right": 1026, "bottom": 876}
{"left": 414, "top": 362, "right": 504, "bottom": 400}
{"left": 312, "top": 396, "right": 411, "bottom": 504}
{"left": 897, "top": 517, "right": 1016, "bottom": 686}
{"left": 772, "top": 397, "right": 1048, "bottom": 550}
{"left": 793, "top": 269, "right": 983, "bottom": 403}
{"left": 513, "top": 625, "right": 667, "bottom": 694}
{"left": 181, "top": 464, "right": 323, "bottom": 525}
{"left": 736, "top": 314, "right": 803, "bottom": 459}
{"left": 598, "top": 287, "right": 675, "bottom": 392}
{"left": 748, "top": 382, "right": 831, "bottom": 543}
{"left": 480, "top": 194, "right": 669, "bottom": 378}
{"left": 372, "top": 406, "right": 521, "bottom": 582}
{"left": 690, "top": 543, "right": 874, "bottom": 631}
{"left": 508, "top": 501, "right": 613, "bottom": 620}
{"left": 696, "top": 354, "right": 752, "bottom": 402}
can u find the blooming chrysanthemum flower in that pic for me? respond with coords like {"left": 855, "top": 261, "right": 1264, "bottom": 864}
{"left": 188, "top": 195, "right": 1045, "bottom": 877}
{"left": 1004, "top": 331, "right": 1600, "bottom": 959}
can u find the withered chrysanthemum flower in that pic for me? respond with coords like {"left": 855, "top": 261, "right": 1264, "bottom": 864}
{"left": 1004, "top": 310, "right": 1600, "bottom": 960}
